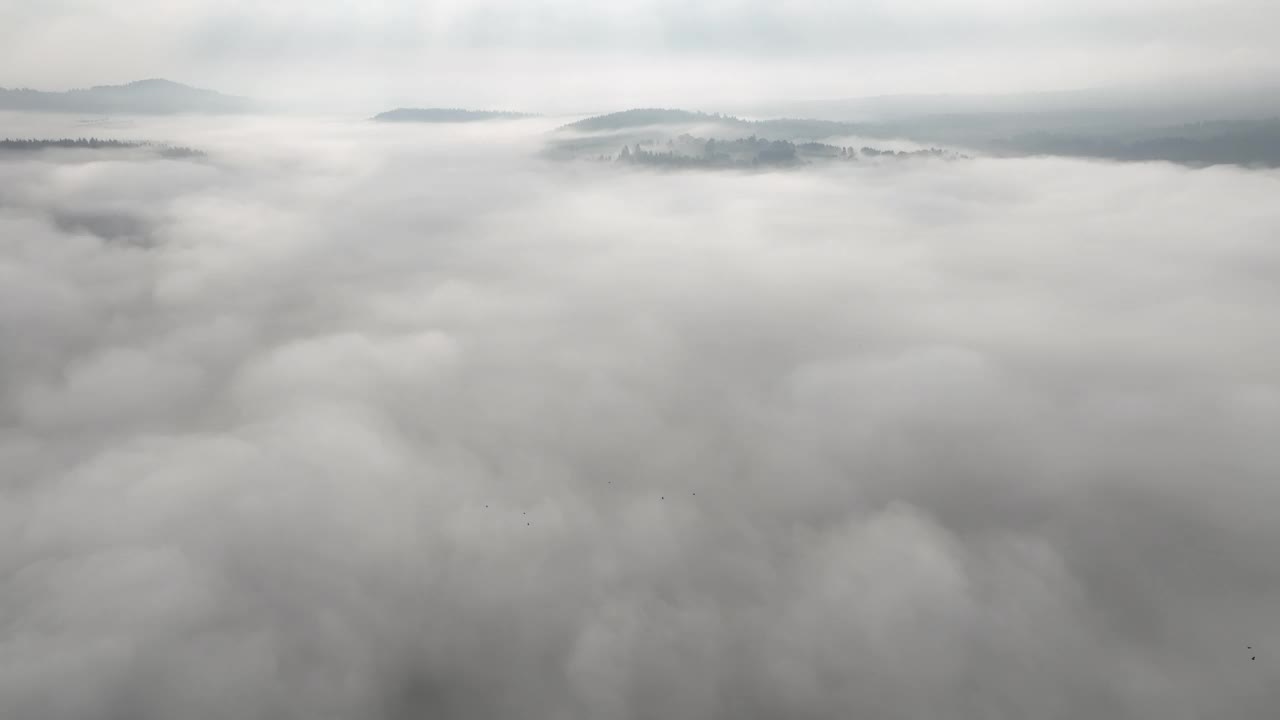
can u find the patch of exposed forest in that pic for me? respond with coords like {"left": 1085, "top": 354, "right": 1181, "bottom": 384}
{"left": 592, "top": 134, "right": 962, "bottom": 169}
{"left": 0, "top": 138, "right": 206, "bottom": 158}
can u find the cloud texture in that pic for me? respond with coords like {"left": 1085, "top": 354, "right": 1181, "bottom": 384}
{"left": 2, "top": 114, "right": 1280, "bottom": 719}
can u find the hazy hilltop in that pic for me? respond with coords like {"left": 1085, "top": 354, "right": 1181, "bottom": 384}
{"left": 373, "top": 108, "right": 537, "bottom": 123}
{"left": 547, "top": 108, "right": 954, "bottom": 168}
{"left": 558, "top": 108, "right": 861, "bottom": 140}
{"left": 743, "top": 82, "right": 1280, "bottom": 124}
{"left": 560, "top": 109, "right": 739, "bottom": 132}
{"left": 0, "top": 79, "right": 255, "bottom": 114}
{"left": 717, "top": 82, "right": 1280, "bottom": 168}
{"left": 549, "top": 96, "right": 1280, "bottom": 168}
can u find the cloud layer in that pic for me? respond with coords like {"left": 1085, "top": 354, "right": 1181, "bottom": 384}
{"left": 3, "top": 115, "right": 1280, "bottom": 719}
{"left": 3, "top": 0, "right": 1280, "bottom": 109}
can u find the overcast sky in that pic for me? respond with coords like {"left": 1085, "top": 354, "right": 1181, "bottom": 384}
{"left": 2, "top": 0, "right": 1279, "bottom": 110}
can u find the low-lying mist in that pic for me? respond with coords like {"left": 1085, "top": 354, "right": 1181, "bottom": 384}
{"left": 3, "top": 114, "right": 1279, "bottom": 720}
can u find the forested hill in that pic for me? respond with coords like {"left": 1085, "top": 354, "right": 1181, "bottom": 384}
{"left": 558, "top": 109, "right": 865, "bottom": 141}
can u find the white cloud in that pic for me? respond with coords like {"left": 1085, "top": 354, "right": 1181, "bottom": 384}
{"left": 1, "top": 114, "right": 1279, "bottom": 718}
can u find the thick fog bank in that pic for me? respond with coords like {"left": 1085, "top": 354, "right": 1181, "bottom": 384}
{"left": 3, "top": 116, "right": 1279, "bottom": 720}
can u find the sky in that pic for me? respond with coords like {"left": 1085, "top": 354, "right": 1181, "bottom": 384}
{"left": 2, "top": 0, "right": 1280, "bottom": 110}
{"left": 1, "top": 112, "right": 1279, "bottom": 719}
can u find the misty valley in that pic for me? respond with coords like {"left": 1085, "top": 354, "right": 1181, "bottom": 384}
{"left": 3, "top": 60, "right": 1280, "bottom": 720}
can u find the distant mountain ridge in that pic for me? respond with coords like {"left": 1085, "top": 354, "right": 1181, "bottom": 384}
{"left": 0, "top": 79, "right": 255, "bottom": 115}
{"left": 739, "top": 82, "right": 1280, "bottom": 123}
{"left": 373, "top": 108, "right": 536, "bottom": 123}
